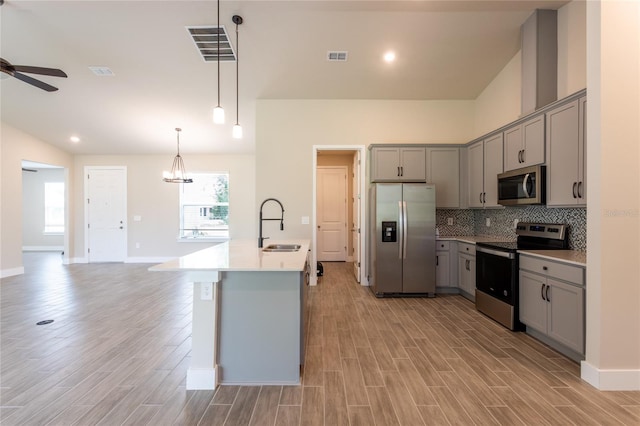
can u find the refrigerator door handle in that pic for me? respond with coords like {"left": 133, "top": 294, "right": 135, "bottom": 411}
{"left": 398, "top": 201, "right": 403, "bottom": 259}
{"left": 402, "top": 201, "right": 408, "bottom": 259}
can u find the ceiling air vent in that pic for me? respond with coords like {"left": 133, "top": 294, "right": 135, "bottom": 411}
{"left": 187, "top": 26, "right": 236, "bottom": 62}
{"left": 327, "top": 51, "right": 348, "bottom": 62}
{"left": 89, "top": 66, "right": 114, "bottom": 76}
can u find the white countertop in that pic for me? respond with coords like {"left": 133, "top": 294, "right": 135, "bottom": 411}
{"left": 518, "top": 250, "right": 587, "bottom": 267}
{"left": 437, "top": 235, "right": 515, "bottom": 244}
{"left": 149, "top": 239, "right": 310, "bottom": 273}
{"left": 437, "top": 236, "right": 586, "bottom": 267}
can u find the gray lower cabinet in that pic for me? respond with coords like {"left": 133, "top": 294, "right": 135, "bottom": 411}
{"left": 219, "top": 270, "right": 305, "bottom": 384}
{"left": 457, "top": 242, "right": 476, "bottom": 301}
{"left": 519, "top": 255, "right": 585, "bottom": 361}
{"left": 436, "top": 241, "right": 457, "bottom": 290}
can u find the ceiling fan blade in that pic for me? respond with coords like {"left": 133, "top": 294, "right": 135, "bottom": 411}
{"left": 13, "top": 65, "right": 67, "bottom": 78}
{"left": 13, "top": 72, "right": 59, "bottom": 92}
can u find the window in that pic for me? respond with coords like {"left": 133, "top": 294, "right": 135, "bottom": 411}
{"left": 44, "top": 182, "right": 65, "bottom": 233}
{"left": 180, "top": 173, "right": 229, "bottom": 239}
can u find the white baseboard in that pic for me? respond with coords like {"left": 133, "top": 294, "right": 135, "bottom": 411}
{"left": 22, "top": 246, "right": 64, "bottom": 252}
{"left": 581, "top": 361, "right": 640, "bottom": 390}
{"left": 70, "top": 257, "right": 88, "bottom": 264}
{"left": 186, "top": 367, "right": 218, "bottom": 390}
{"left": 1, "top": 267, "right": 25, "bottom": 278}
{"left": 125, "top": 257, "right": 174, "bottom": 264}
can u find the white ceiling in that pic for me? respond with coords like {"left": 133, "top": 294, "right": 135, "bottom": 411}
{"left": 0, "top": 0, "right": 569, "bottom": 156}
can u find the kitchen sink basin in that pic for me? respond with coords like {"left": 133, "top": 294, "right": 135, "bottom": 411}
{"left": 262, "top": 244, "right": 301, "bottom": 252}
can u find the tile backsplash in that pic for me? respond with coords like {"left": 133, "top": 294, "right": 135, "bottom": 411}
{"left": 437, "top": 207, "right": 586, "bottom": 251}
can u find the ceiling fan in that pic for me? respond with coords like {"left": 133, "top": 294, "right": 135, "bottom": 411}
{"left": 1, "top": 57, "right": 67, "bottom": 92}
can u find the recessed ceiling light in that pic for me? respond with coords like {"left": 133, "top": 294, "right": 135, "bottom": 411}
{"left": 70, "top": 136, "right": 80, "bottom": 143}
{"left": 383, "top": 51, "right": 396, "bottom": 63}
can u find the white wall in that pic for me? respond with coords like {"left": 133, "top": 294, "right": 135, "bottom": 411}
{"left": 583, "top": 0, "right": 640, "bottom": 390}
{"left": 0, "top": 122, "right": 73, "bottom": 276}
{"left": 473, "top": 0, "right": 587, "bottom": 139}
{"left": 73, "top": 154, "right": 255, "bottom": 261}
{"left": 255, "top": 100, "right": 476, "bottom": 242}
{"left": 22, "top": 168, "right": 65, "bottom": 249}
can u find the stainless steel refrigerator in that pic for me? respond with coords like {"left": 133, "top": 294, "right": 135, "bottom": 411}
{"left": 368, "top": 183, "right": 436, "bottom": 297}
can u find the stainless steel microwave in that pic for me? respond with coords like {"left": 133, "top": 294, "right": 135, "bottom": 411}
{"left": 497, "top": 165, "right": 545, "bottom": 206}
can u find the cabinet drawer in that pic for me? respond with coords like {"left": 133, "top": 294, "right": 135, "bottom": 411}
{"left": 436, "top": 241, "right": 450, "bottom": 251}
{"left": 458, "top": 242, "right": 476, "bottom": 256}
{"left": 520, "top": 255, "right": 584, "bottom": 285}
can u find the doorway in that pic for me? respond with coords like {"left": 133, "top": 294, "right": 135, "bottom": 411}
{"left": 21, "top": 160, "right": 68, "bottom": 268}
{"left": 313, "top": 146, "right": 366, "bottom": 285}
{"left": 84, "top": 166, "right": 127, "bottom": 262}
{"left": 316, "top": 166, "right": 348, "bottom": 262}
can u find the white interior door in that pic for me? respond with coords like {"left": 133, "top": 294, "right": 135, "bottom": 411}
{"left": 352, "top": 152, "right": 361, "bottom": 282}
{"left": 86, "top": 167, "right": 127, "bottom": 262}
{"left": 317, "top": 166, "right": 347, "bottom": 262}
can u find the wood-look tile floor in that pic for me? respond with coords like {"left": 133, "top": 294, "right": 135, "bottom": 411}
{"left": 1, "top": 253, "right": 639, "bottom": 425}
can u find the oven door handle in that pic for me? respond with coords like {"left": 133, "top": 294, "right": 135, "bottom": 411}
{"left": 476, "top": 246, "right": 516, "bottom": 259}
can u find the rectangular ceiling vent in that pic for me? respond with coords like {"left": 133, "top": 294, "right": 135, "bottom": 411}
{"left": 187, "top": 26, "right": 236, "bottom": 62}
{"left": 327, "top": 51, "right": 348, "bottom": 62}
{"left": 89, "top": 66, "right": 114, "bottom": 76}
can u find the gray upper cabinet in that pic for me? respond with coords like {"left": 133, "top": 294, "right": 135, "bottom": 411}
{"left": 503, "top": 115, "right": 545, "bottom": 172}
{"left": 545, "top": 97, "right": 586, "bottom": 206}
{"left": 468, "top": 133, "right": 503, "bottom": 208}
{"left": 370, "top": 146, "right": 426, "bottom": 182}
{"left": 426, "top": 147, "right": 460, "bottom": 208}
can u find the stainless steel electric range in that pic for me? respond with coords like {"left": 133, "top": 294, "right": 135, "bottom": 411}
{"left": 475, "top": 222, "right": 569, "bottom": 330}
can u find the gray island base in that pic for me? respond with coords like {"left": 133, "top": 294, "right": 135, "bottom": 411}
{"left": 150, "top": 239, "right": 310, "bottom": 389}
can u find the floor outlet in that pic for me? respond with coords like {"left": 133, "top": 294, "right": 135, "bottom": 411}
{"left": 486, "top": 217, "right": 491, "bottom": 227}
{"left": 447, "top": 217, "right": 454, "bottom": 226}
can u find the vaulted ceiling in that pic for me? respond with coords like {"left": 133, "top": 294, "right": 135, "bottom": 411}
{"left": 0, "top": 0, "right": 569, "bottom": 155}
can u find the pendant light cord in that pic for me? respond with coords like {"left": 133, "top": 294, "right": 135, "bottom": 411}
{"left": 235, "top": 19, "right": 239, "bottom": 124}
{"left": 176, "top": 128, "right": 181, "bottom": 155}
{"left": 217, "top": 0, "right": 220, "bottom": 107}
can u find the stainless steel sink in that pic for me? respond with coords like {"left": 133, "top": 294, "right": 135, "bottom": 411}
{"left": 262, "top": 244, "right": 301, "bottom": 252}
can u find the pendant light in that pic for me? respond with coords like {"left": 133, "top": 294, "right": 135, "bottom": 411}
{"left": 213, "top": 0, "right": 224, "bottom": 124}
{"left": 163, "top": 128, "right": 193, "bottom": 183}
{"left": 232, "top": 15, "right": 243, "bottom": 139}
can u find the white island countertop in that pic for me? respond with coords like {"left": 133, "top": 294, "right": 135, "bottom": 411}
{"left": 149, "top": 239, "right": 310, "bottom": 273}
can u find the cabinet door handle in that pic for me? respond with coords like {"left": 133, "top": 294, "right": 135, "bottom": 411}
{"left": 521, "top": 149, "right": 525, "bottom": 163}
{"left": 572, "top": 182, "right": 578, "bottom": 198}
{"left": 543, "top": 266, "right": 548, "bottom": 271}
{"left": 518, "top": 150, "right": 522, "bottom": 163}
{"left": 436, "top": 256, "right": 439, "bottom": 266}
{"left": 546, "top": 285, "right": 550, "bottom": 302}
{"left": 397, "top": 166, "right": 401, "bottom": 177}
{"left": 541, "top": 283, "right": 546, "bottom": 301}
{"left": 479, "top": 193, "right": 483, "bottom": 203}
{"left": 483, "top": 192, "right": 486, "bottom": 204}
{"left": 578, "top": 181, "right": 583, "bottom": 198}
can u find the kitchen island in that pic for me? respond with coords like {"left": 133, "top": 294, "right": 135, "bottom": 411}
{"left": 150, "top": 239, "right": 310, "bottom": 389}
